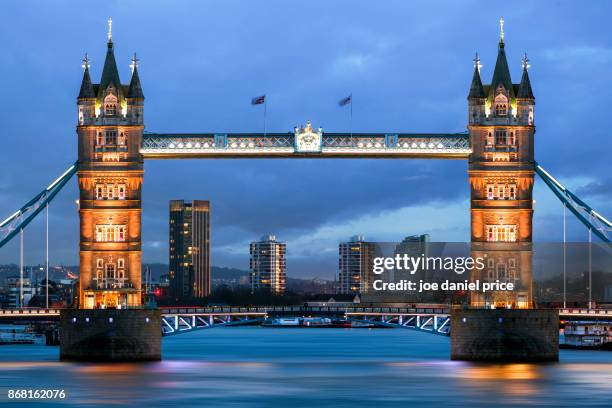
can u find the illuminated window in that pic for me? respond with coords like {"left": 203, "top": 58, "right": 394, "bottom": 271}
{"left": 96, "top": 258, "right": 104, "bottom": 268}
{"left": 509, "top": 131, "right": 515, "bottom": 145}
{"left": 105, "top": 130, "right": 117, "bottom": 145}
{"left": 118, "top": 132, "right": 126, "bottom": 145}
{"left": 497, "top": 263, "right": 507, "bottom": 279}
{"left": 494, "top": 92, "right": 508, "bottom": 117}
{"left": 96, "top": 132, "right": 104, "bottom": 146}
{"left": 508, "top": 185, "right": 517, "bottom": 200}
{"left": 487, "top": 131, "right": 494, "bottom": 145}
{"left": 486, "top": 183, "right": 517, "bottom": 200}
{"left": 105, "top": 263, "right": 115, "bottom": 280}
{"left": 95, "top": 225, "right": 127, "bottom": 242}
{"left": 497, "top": 184, "right": 505, "bottom": 199}
{"left": 495, "top": 129, "right": 507, "bottom": 145}
{"left": 486, "top": 225, "right": 517, "bottom": 242}
{"left": 104, "top": 93, "right": 118, "bottom": 116}
{"left": 94, "top": 183, "right": 127, "bottom": 200}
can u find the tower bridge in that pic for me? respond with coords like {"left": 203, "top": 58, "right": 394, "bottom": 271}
{"left": 0, "top": 19, "right": 610, "bottom": 361}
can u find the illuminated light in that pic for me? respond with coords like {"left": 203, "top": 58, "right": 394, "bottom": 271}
{"left": 230, "top": 142, "right": 237, "bottom": 148}
{"left": 85, "top": 317, "right": 90, "bottom": 323}
{"left": 145, "top": 317, "right": 150, "bottom": 323}
{"left": 420, "top": 142, "right": 426, "bottom": 148}
{"left": 154, "top": 289, "right": 161, "bottom": 296}
{"left": 168, "top": 143, "right": 175, "bottom": 148}
{"left": 437, "top": 143, "right": 444, "bottom": 148}
{"left": 177, "top": 143, "right": 184, "bottom": 148}
{"left": 109, "top": 317, "right": 114, "bottom": 323}
{"left": 374, "top": 142, "right": 381, "bottom": 148}
{"left": 358, "top": 142, "right": 364, "bottom": 148}
{"left": 195, "top": 142, "right": 201, "bottom": 148}
{"left": 462, "top": 317, "right": 467, "bottom": 323}
{"left": 402, "top": 142, "right": 408, "bottom": 148}
{"left": 186, "top": 142, "right": 192, "bottom": 148}
{"left": 202, "top": 142, "right": 209, "bottom": 148}
{"left": 72, "top": 317, "right": 77, "bottom": 323}
{"left": 248, "top": 142, "right": 255, "bottom": 148}
{"left": 239, "top": 142, "right": 246, "bottom": 148}
{"left": 366, "top": 142, "right": 372, "bottom": 148}
{"left": 428, "top": 142, "right": 435, "bottom": 148}
{"left": 411, "top": 142, "right": 417, "bottom": 148}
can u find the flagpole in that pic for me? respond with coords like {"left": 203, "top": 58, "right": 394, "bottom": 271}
{"left": 350, "top": 92, "right": 353, "bottom": 140}
{"left": 264, "top": 96, "right": 267, "bottom": 137}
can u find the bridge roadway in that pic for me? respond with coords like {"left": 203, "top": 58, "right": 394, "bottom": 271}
{"left": 1, "top": 307, "right": 610, "bottom": 337}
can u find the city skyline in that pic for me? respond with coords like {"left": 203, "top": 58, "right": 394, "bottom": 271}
{"left": 1, "top": 2, "right": 611, "bottom": 279}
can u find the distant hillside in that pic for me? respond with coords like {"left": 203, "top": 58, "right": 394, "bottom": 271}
{"left": 141, "top": 264, "right": 249, "bottom": 281}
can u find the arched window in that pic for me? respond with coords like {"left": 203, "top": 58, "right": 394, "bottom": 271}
{"left": 104, "top": 93, "right": 118, "bottom": 116}
{"left": 494, "top": 92, "right": 508, "bottom": 117}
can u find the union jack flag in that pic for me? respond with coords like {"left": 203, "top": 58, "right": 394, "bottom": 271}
{"left": 338, "top": 94, "right": 352, "bottom": 107}
{"left": 251, "top": 95, "right": 266, "bottom": 105}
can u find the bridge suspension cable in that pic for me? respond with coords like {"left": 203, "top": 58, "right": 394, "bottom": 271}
{"left": 535, "top": 162, "right": 611, "bottom": 243}
{"left": 0, "top": 162, "right": 77, "bottom": 249}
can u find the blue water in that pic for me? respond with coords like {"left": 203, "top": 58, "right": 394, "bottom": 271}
{"left": 0, "top": 327, "right": 611, "bottom": 407}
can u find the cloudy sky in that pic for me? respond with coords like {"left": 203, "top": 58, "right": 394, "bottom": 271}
{"left": 0, "top": 1, "right": 610, "bottom": 278}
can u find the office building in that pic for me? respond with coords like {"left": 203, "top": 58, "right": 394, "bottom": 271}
{"left": 169, "top": 200, "right": 211, "bottom": 299}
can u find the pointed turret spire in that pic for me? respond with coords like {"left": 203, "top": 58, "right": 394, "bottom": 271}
{"left": 78, "top": 53, "right": 95, "bottom": 99}
{"left": 517, "top": 53, "right": 534, "bottom": 99}
{"left": 127, "top": 53, "right": 144, "bottom": 99}
{"left": 468, "top": 53, "right": 485, "bottom": 99}
{"left": 107, "top": 17, "right": 113, "bottom": 43}
{"left": 98, "top": 17, "right": 122, "bottom": 100}
{"left": 489, "top": 17, "right": 514, "bottom": 101}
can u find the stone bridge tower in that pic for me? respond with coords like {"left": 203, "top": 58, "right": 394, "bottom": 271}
{"left": 76, "top": 21, "right": 144, "bottom": 309}
{"left": 467, "top": 20, "right": 536, "bottom": 308}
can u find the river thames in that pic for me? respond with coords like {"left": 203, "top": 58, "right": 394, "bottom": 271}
{"left": 0, "top": 327, "right": 611, "bottom": 407}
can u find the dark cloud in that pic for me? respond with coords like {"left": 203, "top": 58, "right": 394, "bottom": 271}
{"left": 0, "top": 1, "right": 610, "bottom": 276}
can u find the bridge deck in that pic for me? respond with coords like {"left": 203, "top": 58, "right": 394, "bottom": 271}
{"left": 141, "top": 132, "right": 471, "bottom": 159}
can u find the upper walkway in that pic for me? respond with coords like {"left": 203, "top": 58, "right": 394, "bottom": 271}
{"left": 141, "top": 131, "right": 471, "bottom": 159}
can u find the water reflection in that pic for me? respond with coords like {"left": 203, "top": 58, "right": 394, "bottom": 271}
{"left": 0, "top": 327, "right": 610, "bottom": 407}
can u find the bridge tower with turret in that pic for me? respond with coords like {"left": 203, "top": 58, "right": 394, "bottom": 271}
{"left": 76, "top": 19, "right": 145, "bottom": 309}
{"left": 467, "top": 19, "right": 536, "bottom": 308}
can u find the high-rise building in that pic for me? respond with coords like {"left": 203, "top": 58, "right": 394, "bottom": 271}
{"left": 338, "top": 235, "right": 375, "bottom": 294}
{"left": 169, "top": 200, "right": 211, "bottom": 299}
{"left": 249, "top": 235, "right": 286, "bottom": 294}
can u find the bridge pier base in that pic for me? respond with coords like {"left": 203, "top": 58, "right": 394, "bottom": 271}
{"left": 60, "top": 309, "right": 161, "bottom": 361}
{"left": 450, "top": 309, "right": 558, "bottom": 362}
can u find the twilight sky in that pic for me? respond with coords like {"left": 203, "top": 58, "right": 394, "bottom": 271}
{"left": 0, "top": 1, "right": 610, "bottom": 278}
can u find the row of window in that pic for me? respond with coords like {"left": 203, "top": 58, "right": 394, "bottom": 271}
{"left": 486, "top": 183, "right": 517, "bottom": 200}
{"left": 96, "top": 130, "right": 126, "bottom": 146}
{"left": 486, "top": 129, "right": 516, "bottom": 146}
{"left": 95, "top": 183, "right": 126, "bottom": 200}
{"left": 486, "top": 225, "right": 517, "bottom": 242}
{"left": 95, "top": 225, "right": 126, "bottom": 242}
{"left": 94, "top": 262, "right": 127, "bottom": 289}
